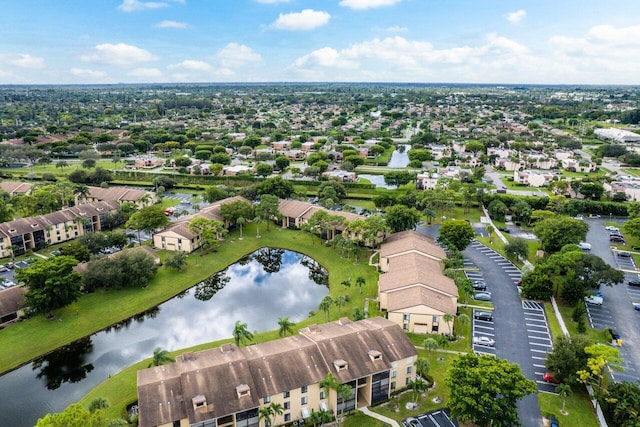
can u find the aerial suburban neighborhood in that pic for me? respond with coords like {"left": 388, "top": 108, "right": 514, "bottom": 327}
{"left": 2, "top": 2, "right": 640, "bottom": 427}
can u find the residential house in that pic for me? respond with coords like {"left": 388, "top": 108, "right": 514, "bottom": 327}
{"left": 278, "top": 199, "right": 364, "bottom": 240}
{"left": 77, "top": 186, "right": 157, "bottom": 208}
{"left": 0, "top": 201, "right": 120, "bottom": 259}
{"left": 560, "top": 158, "right": 597, "bottom": 173}
{"left": 0, "top": 181, "right": 33, "bottom": 196}
{"left": 137, "top": 317, "right": 417, "bottom": 427}
{"left": 513, "top": 170, "right": 554, "bottom": 188}
{"left": 322, "top": 170, "right": 357, "bottom": 183}
{"left": 603, "top": 181, "right": 640, "bottom": 201}
{"left": 415, "top": 173, "right": 441, "bottom": 190}
{"left": 377, "top": 231, "right": 458, "bottom": 335}
{"left": 153, "top": 196, "right": 250, "bottom": 253}
{"left": 0, "top": 286, "right": 27, "bottom": 325}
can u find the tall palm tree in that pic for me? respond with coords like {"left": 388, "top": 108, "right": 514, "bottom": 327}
{"left": 556, "top": 383, "right": 572, "bottom": 414}
{"left": 355, "top": 276, "right": 365, "bottom": 294}
{"left": 88, "top": 397, "right": 110, "bottom": 413}
{"left": 422, "top": 338, "right": 439, "bottom": 353}
{"left": 334, "top": 295, "right": 346, "bottom": 316}
{"left": 258, "top": 406, "right": 273, "bottom": 427}
{"left": 337, "top": 384, "right": 354, "bottom": 425}
{"left": 319, "top": 295, "right": 333, "bottom": 321}
{"left": 320, "top": 373, "right": 340, "bottom": 420}
{"left": 253, "top": 216, "right": 263, "bottom": 238}
{"left": 278, "top": 317, "right": 295, "bottom": 337}
{"left": 232, "top": 320, "right": 254, "bottom": 347}
{"left": 407, "top": 377, "right": 428, "bottom": 404}
{"left": 443, "top": 313, "right": 454, "bottom": 335}
{"left": 456, "top": 313, "right": 470, "bottom": 337}
{"left": 149, "top": 347, "right": 175, "bottom": 367}
{"left": 269, "top": 402, "right": 284, "bottom": 426}
{"left": 415, "top": 357, "right": 431, "bottom": 379}
{"left": 237, "top": 216, "right": 245, "bottom": 239}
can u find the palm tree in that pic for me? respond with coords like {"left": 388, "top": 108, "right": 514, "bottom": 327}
{"left": 422, "top": 338, "right": 439, "bottom": 353}
{"left": 237, "top": 216, "right": 245, "bottom": 240}
{"left": 232, "top": 320, "right": 254, "bottom": 347}
{"left": 254, "top": 216, "right": 263, "bottom": 238}
{"left": 415, "top": 357, "right": 431, "bottom": 379}
{"left": 556, "top": 383, "right": 572, "bottom": 414}
{"left": 334, "top": 295, "right": 346, "bottom": 316}
{"left": 269, "top": 402, "right": 284, "bottom": 426}
{"left": 407, "top": 377, "right": 428, "bottom": 404}
{"left": 355, "top": 276, "right": 365, "bottom": 294}
{"left": 320, "top": 373, "right": 340, "bottom": 420}
{"left": 278, "top": 317, "right": 295, "bottom": 337}
{"left": 456, "top": 313, "right": 470, "bottom": 337}
{"left": 443, "top": 313, "right": 454, "bottom": 336}
{"left": 337, "top": 384, "right": 354, "bottom": 425}
{"left": 340, "top": 278, "right": 351, "bottom": 290}
{"left": 319, "top": 295, "right": 333, "bottom": 321}
{"left": 149, "top": 347, "right": 175, "bottom": 367}
{"left": 88, "top": 397, "right": 110, "bottom": 413}
{"left": 258, "top": 406, "right": 273, "bottom": 427}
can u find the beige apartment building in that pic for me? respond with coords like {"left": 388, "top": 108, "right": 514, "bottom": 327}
{"left": 378, "top": 231, "right": 458, "bottom": 335}
{"left": 0, "top": 200, "right": 120, "bottom": 259}
{"left": 76, "top": 185, "right": 158, "bottom": 208}
{"left": 137, "top": 317, "right": 417, "bottom": 427}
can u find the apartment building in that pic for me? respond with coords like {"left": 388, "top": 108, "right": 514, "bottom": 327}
{"left": 137, "top": 317, "right": 417, "bottom": 427}
{"left": 76, "top": 185, "right": 157, "bottom": 208}
{"left": 0, "top": 200, "right": 119, "bottom": 259}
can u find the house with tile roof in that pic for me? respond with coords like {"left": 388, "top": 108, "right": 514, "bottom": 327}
{"left": 0, "top": 181, "right": 33, "bottom": 196}
{"left": 137, "top": 317, "right": 417, "bottom": 427}
{"left": 76, "top": 186, "right": 157, "bottom": 208}
{"left": 277, "top": 199, "right": 365, "bottom": 241}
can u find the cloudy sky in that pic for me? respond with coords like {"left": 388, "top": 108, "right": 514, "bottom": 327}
{"left": 1, "top": 0, "right": 640, "bottom": 85}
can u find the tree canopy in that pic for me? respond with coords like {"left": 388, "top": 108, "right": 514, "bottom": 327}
{"left": 438, "top": 219, "right": 476, "bottom": 251}
{"left": 533, "top": 216, "right": 589, "bottom": 253}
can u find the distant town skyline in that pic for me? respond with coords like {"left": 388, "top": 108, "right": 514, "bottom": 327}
{"left": 2, "top": 0, "right": 640, "bottom": 85}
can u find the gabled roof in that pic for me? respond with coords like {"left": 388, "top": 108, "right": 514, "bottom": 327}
{"left": 378, "top": 255, "right": 458, "bottom": 297}
{"left": 0, "top": 181, "right": 33, "bottom": 196}
{"left": 278, "top": 199, "right": 365, "bottom": 225}
{"left": 0, "top": 286, "right": 26, "bottom": 318}
{"left": 386, "top": 286, "right": 457, "bottom": 315}
{"left": 85, "top": 186, "right": 150, "bottom": 202}
{"left": 380, "top": 230, "right": 445, "bottom": 261}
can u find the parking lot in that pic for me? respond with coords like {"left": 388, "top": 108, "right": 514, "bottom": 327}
{"left": 403, "top": 409, "right": 458, "bottom": 427}
{"left": 523, "top": 301, "right": 555, "bottom": 393}
{"left": 0, "top": 258, "right": 35, "bottom": 289}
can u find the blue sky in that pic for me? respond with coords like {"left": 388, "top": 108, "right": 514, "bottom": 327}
{"left": 1, "top": 0, "right": 640, "bottom": 84}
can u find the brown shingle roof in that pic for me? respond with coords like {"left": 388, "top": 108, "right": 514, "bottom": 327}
{"left": 386, "top": 286, "right": 457, "bottom": 315}
{"left": 85, "top": 186, "right": 149, "bottom": 203}
{"left": 0, "top": 181, "right": 33, "bottom": 196}
{"left": 378, "top": 255, "right": 458, "bottom": 297}
{"left": 380, "top": 230, "right": 445, "bottom": 261}
{"left": 0, "top": 286, "right": 26, "bottom": 319}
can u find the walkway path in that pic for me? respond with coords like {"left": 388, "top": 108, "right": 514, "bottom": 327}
{"left": 359, "top": 406, "right": 400, "bottom": 427}
{"left": 33, "top": 253, "right": 48, "bottom": 259}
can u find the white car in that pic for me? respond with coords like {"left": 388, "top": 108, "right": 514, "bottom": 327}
{"left": 473, "top": 336, "right": 495, "bottom": 347}
{"left": 584, "top": 295, "right": 603, "bottom": 305}
{"left": 578, "top": 242, "right": 591, "bottom": 251}
{"left": 606, "top": 226, "right": 620, "bottom": 232}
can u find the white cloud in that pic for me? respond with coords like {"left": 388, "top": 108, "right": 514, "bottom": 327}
{"left": 9, "top": 54, "right": 45, "bottom": 69}
{"left": 168, "top": 60, "right": 214, "bottom": 72}
{"left": 81, "top": 43, "right": 158, "bottom": 66}
{"left": 271, "top": 9, "right": 330, "bottom": 31}
{"left": 217, "top": 43, "right": 262, "bottom": 68}
{"left": 380, "top": 26, "right": 408, "bottom": 33}
{"left": 155, "top": 20, "right": 188, "bottom": 29}
{"left": 70, "top": 68, "right": 109, "bottom": 79}
{"left": 339, "top": 0, "right": 402, "bottom": 10}
{"left": 293, "top": 47, "right": 359, "bottom": 69}
{"left": 129, "top": 67, "right": 164, "bottom": 79}
{"left": 254, "top": 0, "right": 292, "bottom": 3}
{"left": 118, "top": 0, "right": 169, "bottom": 12}
{"left": 505, "top": 9, "right": 526, "bottom": 24}
{"left": 290, "top": 34, "right": 541, "bottom": 83}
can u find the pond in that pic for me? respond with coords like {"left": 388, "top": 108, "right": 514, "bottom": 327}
{"left": 0, "top": 249, "right": 329, "bottom": 427}
{"left": 359, "top": 144, "right": 411, "bottom": 189}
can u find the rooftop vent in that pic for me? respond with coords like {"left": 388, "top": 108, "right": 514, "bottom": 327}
{"left": 182, "top": 351, "right": 195, "bottom": 362}
{"left": 221, "top": 343, "right": 234, "bottom": 354}
{"left": 333, "top": 359, "right": 348, "bottom": 371}
{"left": 308, "top": 324, "right": 319, "bottom": 333}
{"left": 338, "top": 317, "right": 351, "bottom": 326}
{"left": 31, "top": 223, "right": 39, "bottom": 228}
{"left": 368, "top": 350, "right": 382, "bottom": 362}
{"left": 192, "top": 395, "right": 207, "bottom": 411}
{"left": 236, "top": 384, "right": 250, "bottom": 398}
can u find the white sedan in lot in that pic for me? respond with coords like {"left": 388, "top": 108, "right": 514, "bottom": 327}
{"left": 473, "top": 336, "right": 495, "bottom": 347}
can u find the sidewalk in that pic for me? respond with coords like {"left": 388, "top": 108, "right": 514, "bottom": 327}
{"left": 359, "top": 406, "right": 400, "bottom": 427}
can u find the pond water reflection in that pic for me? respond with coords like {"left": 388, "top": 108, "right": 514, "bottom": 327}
{"left": 0, "top": 249, "right": 328, "bottom": 427}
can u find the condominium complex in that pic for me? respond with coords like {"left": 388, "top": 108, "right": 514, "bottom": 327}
{"left": 137, "top": 317, "right": 417, "bottom": 427}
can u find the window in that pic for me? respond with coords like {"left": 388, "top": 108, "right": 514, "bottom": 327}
{"left": 406, "top": 366, "right": 412, "bottom": 374}
{"left": 403, "top": 323, "right": 409, "bottom": 331}
{"left": 284, "top": 414, "right": 291, "bottom": 422}
{"left": 284, "top": 401, "right": 290, "bottom": 410}
{"left": 391, "top": 381, "right": 396, "bottom": 390}
{"left": 263, "top": 396, "right": 270, "bottom": 404}
{"left": 403, "top": 313, "right": 410, "bottom": 321}
{"left": 433, "top": 315, "right": 440, "bottom": 323}
{"left": 301, "top": 396, "right": 308, "bottom": 405}
{"left": 301, "top": 385, "right": 308, "bottom": 393}
{"left": 391, "top": 370, "right": 397, "bottom": 378}
{"left": 406, "top": 377, "right": 411, "bottom": 386}
{"left": 283, "top": 391, "right": 290, "bottom": 398}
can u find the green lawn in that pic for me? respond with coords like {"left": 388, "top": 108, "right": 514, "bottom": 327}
{"left": 1, "top": 160, "right": 121, "bottom": 178}
{"left": 538, "top": 388, "right": 599, "bottom": 427}
{"left": 0, "top": 223, "right": 379, "bottom": 377}
{"left": 344, "top": 411, "right": 386, "bottom": 427}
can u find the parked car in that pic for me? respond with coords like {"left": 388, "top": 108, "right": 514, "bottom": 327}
{"left": 474, "top": 292, "right": 492, "bottom": 301}
{"left": 5, "top": 262, "right": 14, "bottom": 269}
{"left": 584, "top": 295, "right": 603, "bottom": 305}
{"left": 542, "top": 372, "right": 558, "bottom": 384}
{"left": 633, "top": 303, "right": 640, "bottom": 312}
{"left": 609, "top": 328, "right": 621, "bottom": 341}
{"left": 0, "top": 265, "right": 7, "bottom": 272}
{"left": 610, "top": 236, "right": 625, "bottom": 244}
{"left": 404, "top": 417, "right": 420, "bottom": 427}
{"left": 472, "top": 280, "right": 487, "bottom": 291}
{"left": 549, "top": 414, "right": 559, "bottom": 427}
{"left": 606, "top": 226, "right": 620, "bottom": 232}
{"left": 629, "top": 279, "right": 640, "bottom": 287}
{"left": 578, "top": 242, "right": 591, "bottom": 251}
{"left": 474, "top": 311, "right": 493, "bottom": 321}
{"left": 617, "top": 251, "right": 632, "bottom": 258}
{"left": 473, "top": 336, "right": 495, "bottom": 347}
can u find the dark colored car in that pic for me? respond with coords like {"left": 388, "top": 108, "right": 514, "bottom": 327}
{"left": 629, "top": 279, "right": 640, "bottom": 287}
{"left": 474, "top": 311, "right": 493, "bottom": 321}
{"left": 610, "top": 235, "right": 625, "bottom": 243}
{"left": 617, "top": 251, "right": 632, "bottom": 258}
{"left": 549, "top": 414, "right": 559, "bottom": 427}
{"left": 609, "top": 328, "right": 621, "bottom": 341}
{"left": 472, "top": 281, "right": 487, "bottom": 291}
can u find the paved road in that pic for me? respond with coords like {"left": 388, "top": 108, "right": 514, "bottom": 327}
{"left": 584, "top": 217, "right": 640, "bottom": 383}
{"left": 463, "top": 242, "right": 543, "bottom": 427}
